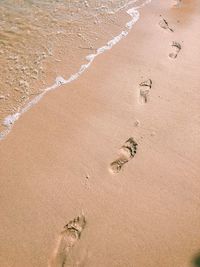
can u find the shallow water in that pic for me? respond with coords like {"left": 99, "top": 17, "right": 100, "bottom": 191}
{"left": 0, "top": 0, "right": 149, "bottom": 138}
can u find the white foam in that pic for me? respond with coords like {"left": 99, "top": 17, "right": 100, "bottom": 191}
{"left": 0, "top": 0, "right": 152, "bottom": 141}
{"left": 55, "top": 76, "right": 67, "bottom": 86}
{"left": 3, "top": 113, "right": 20, "bottom": 126}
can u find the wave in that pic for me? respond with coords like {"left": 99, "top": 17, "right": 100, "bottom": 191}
{"left": 0, "top": 0, "right": 152, "bottom": 141}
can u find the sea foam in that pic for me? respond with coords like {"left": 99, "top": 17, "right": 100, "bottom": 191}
{"left": 0, "top": 0, "right": 152, "bottom": 141}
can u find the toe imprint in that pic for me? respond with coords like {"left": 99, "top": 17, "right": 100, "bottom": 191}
{"left": 109, "top": 137, "right": 138, "bottom": 174}
{"left": 139, "top": 79, "right": 152, "bottom": 104}
{"left": 49, "top": 215, "right": 86, "bottom": 267}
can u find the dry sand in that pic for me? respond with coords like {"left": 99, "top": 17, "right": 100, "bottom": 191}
{"left": 0, "top": 0, "right": 200, "bottom": 266}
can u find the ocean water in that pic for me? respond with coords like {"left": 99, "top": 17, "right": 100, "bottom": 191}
{"left": 0, "top": 0, "right": 151, "bottom": 140}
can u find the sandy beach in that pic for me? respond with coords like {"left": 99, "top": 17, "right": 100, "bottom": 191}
{"left": 0, "top": 0, "right": 200, "bottom": 266}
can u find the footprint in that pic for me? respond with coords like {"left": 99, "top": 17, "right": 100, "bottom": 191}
{"left": 83, "top": 174, "right": 91, "bottom": 190}
{"left": 49, "top": 215, "right": 86, "bottom": 267}
{"left": 139, "top": 79, "right": 152, "bottom": 104}
{"left": 109, "top": 137, "right": 138, "bottom": 174}
{"left": 159, "top": 15, "right": 174, "bottom": 32}
{"left": 173, "top": 0, "right": 181, "bottom": 7}
{"left": 169, "top": 41, "right": 181, "bottom": 59}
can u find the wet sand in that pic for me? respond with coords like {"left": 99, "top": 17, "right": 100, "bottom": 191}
{"left": 0, "top": 0, "right": 200, "bottom": 266}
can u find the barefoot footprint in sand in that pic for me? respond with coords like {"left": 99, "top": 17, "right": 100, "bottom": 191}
{"left": 139, "top": 79, "right": 152, "bottom": 104}
{"left": 49, "top": 215, "right": 86, "bottom": 267}
{"left": 159, "top": 15, "right": 174, "bottom": 32}
{"left": 169, "top": 41, "right": 181, "bottom": 59}
{"left": 109, "top": 138, "right": 138, "bottom": 174}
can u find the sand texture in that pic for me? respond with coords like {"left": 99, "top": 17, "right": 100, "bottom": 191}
{"left": 0, "top": 0, "right": 200, "bottom": 266}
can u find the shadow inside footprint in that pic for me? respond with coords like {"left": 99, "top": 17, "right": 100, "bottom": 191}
{"left": 110, "top": 158, "right": 128, "bottom": 174}
{"left": 159, "top": 15, "right": 174, "bottom": 32}
{"left": 65, "top": 215, "right": 86, "bottom": 239}
{"left": 109, "top": 137, "right": 138, "bottom": 174}
{"left": 139, "top": 79, "right": 152, "bottom": 104}
{"left": 169, "top": 41, "right": 181, "bottom": 59}
{"left": 49, "top": 215, "right": 86, "bottom": 267}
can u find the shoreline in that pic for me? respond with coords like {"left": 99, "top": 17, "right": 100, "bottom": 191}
{"left": 0, "top": 0, "right": 151, "bottom": 142}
